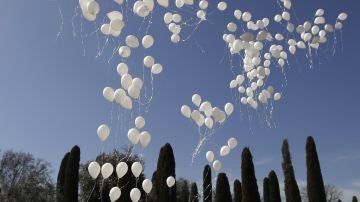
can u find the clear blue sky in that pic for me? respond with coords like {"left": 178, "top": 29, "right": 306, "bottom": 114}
{"left": 0, "top": 0, "right": 359, "bottom": 200}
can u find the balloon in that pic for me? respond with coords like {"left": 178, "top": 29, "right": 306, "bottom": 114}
{"left": 206, "top": 151, "right": 214, "bottom": 163}
{"left": 101, "top": 24, "right": 111, "bottom": 35}
{"left": 274, "top": 14, "right": 282, "bottom": 22}
{"left": 283, "top": 0, "right": 291, "bottom": 9}
{"left": 157, "top": 0, "right": 169, "bottom": 8}
{"left": 88, "top": 161, "right": 101, "bottom": 179}
{"left": 114, "top": 0, "right": 124, "bottom": 5}
{"left": 224, "top": 103, "right": 234, "bottom": 116}
{"left": 184, "top": 0, "right": 193, "bottom": 5}
{"left": 274, "top": 92, "right": 282, "bottom": 101}
{"left": 119, "top": 46, "right": 131, "bottom": 58}
{"left": 114, "top": 88, "right": 126, "bottom": 104}
{"left": 229, "top": 80, "right": 237, "bottom": 88}
{"left": 121, "top": 74, "right": 133, "bottom": 90}
{"left": 196, "top": 114, "right": 205, "bottom": 127}
{"left": 314, "top": 16, "right": 325, "bottom": 24}
{"left": 110, "top": 19, "right": 124, "bottom": 32}
{"left": 234, "top": 9, "right": 242, "bottom": 20}
{"left": 142, "top": 179, "right": 153, "bottom": 194}
{"left": 220, "top": 145, "right": 230, "bottom": 156}
{"left": 116, "top": 162, "right": 128, "bottom": 178}
{"left": 212, "top": 160, "right": 222, "bottom": 172}
{"left": 135, "top": 116, "right": 145, "bottom": 129}
{"left": 139, "top": 131, "right": 151, "bottom": 148}
{"left": 315, "top": 9, "right": 324, "bottom": 16}
{"left": 132, "top": 78, "right": 143, "bottom": 89}
{"left": 335, "top": 22, "right": 343, "bottom": 30}
{"left": 217, "top": 2, "right": 227, "bottom": 11}
{"left": 238, "top": 86, "right": 245, "bottom": 93}
{"left": 142, "top": 35, "right": 154, "bottom": 49}
{"left": 131, "top": 162, "right": 143, "bottom": 177}
{"left": 172, "top": 14, "right": 182, "bottom": 23}
{"left": 109, "top": 187, "right": 121, "bottom": 202}
{"left": 204, "top": 117, "right": 214, "bottom": 129}
{"left": 282, "top": 11, "right": 290, "bottom": 21}
{"left": 107, "top": 11, "right": 123, "bottom": 21}
{"left": 324, "top": 24, "right": 334, "bottom": 32}
{"left": 128, "top": 84, "right": 140, "bottom": 99}
{"left": 297, "top": 41, "right": 306, "bottom": 49}
{"left": 133, "top": 1, "right": 150, "bottom": 17}
{"left": 125, "top": 35, "right": 140, "bottom": 48}
{"left": 97, "top": 124, "right": 110, "bottom": 142}
{"left": 130, "top": 188, "right": 141, "bottom": 202}
{"left": 164, "top": 12, "right": 173, "bottom": 24}
{"left": 144, "top": 56, "right": 155, "bottom": 68}
{"left": 101, "top": 163, "right": 114, "bottom": 179}
{"left": 240, "top": 97, "right": 247, "bottom": 105}
{"left": 192, "top": 94, "right": 201, "bottom": 106}
{"left": 117, "top": 63, "right": 128, "bottom": 76}
{"left": 197, "top": 10, "right": 206, "bottom": 21}
{"left": 103, "top": 87, "right": 115, "bottom": 102}
{"left": 143, "top": 0, "right": 154, "bottom": 11}
{"left": 338, "top": 12, "right": 348, "bottom": 21}
{"left": 86, "top": 1, "right": 100, "bottom": 15}
{"left": 171, "top": 34, "right": 180, "bottom": 44}
{"left": 287, "top": 22, "right": 294, "bottom": 32}
{"left": 128, "top": 128, "right": 140, "bottom": 144}
{"left": 227, "top": 22, "right": 237, "bottom": 32}
{"left": 151, "top": 63, "right": 163, "bottom": 74}
{"left": 175, "top": 0, "right": 185, "bottom": 8}
{"left": 181, "top": 105, "right": 191, "bottom": 118}
{"left": 166, "top": 176, "right": 176, "bottom": 187}
{"left": 227, "top": 137, "right": 238, "bottom": 149}
{"left": 242, "top": 12, "right": 252, "bottom": 22}
{"left": 289, "top": 46, "right": 296, "bottom": 55}
{"left": 199, "top": 101, "right": 212, "bottom": 113}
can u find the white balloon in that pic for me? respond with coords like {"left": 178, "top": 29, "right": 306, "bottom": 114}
{"left": 139, "top": 131, "right": 151, "bottom": 148}
{"left": 143, "top": 0, "right": 154, "bottom": 11}
{"left": 166, "top": 176, "right": 176, "bottom": 187}
{"left": 274, "top": 92, "right": 282, "bottom": 101}
{"left": 227, "top": 137, "right": 238, "bottom": 149}
{"left": 192, "top": 94, "right": 201, "bottom": 106}
{"left": 86, "top": 1, "right": 100, "bottom": 15}
{"left": 171, "top": 34, "right": 180, "bottom": 44}
{"left": 238, "top": 86, "right": 245, "bottom": 93}
{"left": 315, "top": 8, "right": 324, "bottom": 16}
{"left": 119, "top": 46, "right": 131, "bottom": 58}
{"left": 135, "top": 116, "right": 145, "bottom": 129}
{"left": 125, "top": 35, "right": 140, "bottom": 48}
{"left": 199, "top": 101, "right": 212, "bottom": 113}
{"left": 128, "top": 128, "right": 140, "bottom": 144}
{"left": 107, "top": 11, "right": 123, "bottom": 21}
{"left": 157, "top": 0, "right": 169, "bottom": 7}
{"left": 338, "top": 12, "right": 348, "bottom": 21}
{"left": 151, "top": 63, "right": 163, "bottom": 74}
{"left": 184, "top": 0, "right": 193, "bottom": 5}
{"left": 324, "top": 24, "right": 334, "bottom": 32}
{"left": 335, "top": 22, "right": 343, "bottom": 30}
{"left": 131, "top": 162, "right": 143, "bottom": 177}
{"left": 110, "top": 19, "right": 124, "bottom": 32}
{"left": 196, "top": 10, "right": 206, "bottom": 21}
{"left": 130, "top": 188, "right": 141, "bottom": 202}
{"left": 121, "top": 74, "right": 133, "bottom": 90}
{"left": 289, "top": 46, "right": 296, "bottom": 55}
{"left": 88, "top": 161, "right": 101, "bottom": 179}
{"left": 206, "top": 151, "right": 214, "bottom": 163}
{"left": 242, "top": 12, "right": 252, "bottom": 22}
{"left": 175, "top": 0, "right": 185, "bottom": 8}
{"left": 217, "top": 1, "right": 227, "bottom": 11}
{"left": 142, "top": 35, "right": 154, "bottom": 49}
{"left": 164, "top": 12, "right": 173, "bottom": 24}
{"left": 116, "top": 162, "right": 128, "bottom": 178}
{"left": 101, "top": 24, "right": 111, "bottom": 35}
{"left": 133, "top": 1, "right": 150, "bottom": 17}
{"left": 117, "top": 63, "right": 128, "bottom": 76}
{"left": 103, "top": 87, "right": 115, "bottom": 102}
{"left": 109, "top": 187, "right": 121, "bottom": 202}
{"left": 234, "top": 9, "right": 242, "bottom": 20}
{"left": 227, "top": 22, "right": 237, "bottom": 32}
{"left": 240, "top": 97, "right": 247, "bottom": 105}
{"left": 172, "top": 14, "right": 182, "bottom": 23}
{"left": 128, "top": 84, "right": 141, "bottom": 99}
{"left": 314, "top": 16, "right": 325, "bottom": 25}
{"left": 229, "top": 80, "right": 238, "bottom": 88}
{"left": 142, "top": 179, "right": 153, "bottom": 194}
{"left": 144, "top": 56, "right": 155, "bottom": 68}
{"left": 132, "top": 78, "right": 143, "bottom": 90}
{"left": 196, "top": 114, "right": 205, "bottom": 127}
{"left": 204, "top": 117, "right": 214, "bottom": 129}
{"left": 297, "top": 41, "right": 306, "bottom": 49}
{"left": 212, "top": 160, "right": 222, "bottom": 172}
{"left": 114, "top": 88, "right": 126, "bottom": 105}
{"left": 224, "top": 103, "right": 234, "bottom": 116}
{"left": 274, "top": 14, "right": 282, "bottom": 22}
{"left": 114, "top": 0, "right": 124, "bottom": 4}
{"left": 199, "top": 0, "right": 208, "bottom": 9}
{"left": 101, "top": 163, "right": 114, "bottom": 179}
{"left": 282, "top": 11, "right": 290, "bottom": 21}
{"left": 283, "top": 0, "right": 291, "bottom": 9}
{"left": 97, "top": 124, "right": 110, "bottom": 142}
{"left": 181, "top": 105, "right": 191, "bottom": 118}
{"left": 220, "top": 145, "right": 230, "bottom": 156}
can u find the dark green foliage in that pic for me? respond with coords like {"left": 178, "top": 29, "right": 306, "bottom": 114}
{"left": 190, "top": 183, "right": 199, "bottom": 202}
{"left": 56, "top": 152, "right": 70, "bottom": 202}
{"left": 353, "top": 196, "right": 358, "bottom": 202}
{"left": 203, "top": 165, "right": 212, "bottom": 202}
{"left": 177, "top": 178, "right": 190, "bottom": 202}
{"left": 268, "top": 170, "right": 281, "bottom": 202}
{"left": 155, "top": 143, "right": 176, "bottom": 202}
{"left": 148, "top": 171, "right": 158, "bottom": 202}
{"left": 64, "top": 145, "right": 80, "bottom": 202}
{"left": 233, "top": 179, "right": 242, "bottom": 202}
{"left": 263, "top": 177, "right": 270, "bottom": 202}
{"left": 281, "top": 139, "right": 301, "bottom": 202}
{"left": 306, "top": 136, "right": 326, "bottom": 202}
{"left": 337, "top": 200, "right": 342, "bottom": 202}
{"left": 241, "top": 147, "right": 261, "bottom": 202}
{"left": 79, "top": 148, "right": 146, "bottom": 202}
{"left": 215, "top": 173, "right": 232, "bottom": 202}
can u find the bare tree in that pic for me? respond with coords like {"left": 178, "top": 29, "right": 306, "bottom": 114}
{"left": 301, "top": 184, "right": 342, "bottom": 202}
{"left": 0, "top": 150, "right": 55, "bottom": 201}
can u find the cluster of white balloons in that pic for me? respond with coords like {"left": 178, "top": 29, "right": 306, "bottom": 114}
{"left": 127, "top": 116, "right": 151, "bottom": 147}
{"left": 133, "top": 0, "right": 154, "bottom": 18}
{"left": 100, "top": 11, "right": 125, "bottom": 37}
{"left": 164, "top": 12, "right": 183, "bottom": 43}
{"left": 79, "top": 0, "right": 100, "bottom": 21}
{"left": 181, "top": 94, "right": 234, "bottom": 129}
{"left": 205, "top": 137, "right": 238, "bottom": 172}
{"left": 143, "top": 55, "right": 163, "bottom": 75}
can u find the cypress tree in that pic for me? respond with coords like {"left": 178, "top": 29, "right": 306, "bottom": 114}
{"left": 233, "top": 179, "right": 242, "bottom": 202}
{"left": 353, "top": 196, "right": 358, "bottom": 202}
{"left": 190, "top": 183, "right": 199, "bottom": 202}
{"left": 281, "top": 139, "right": 301, "bottom": 202}
{"left": 241, "top": 147, "right": 261, "bottom": 202}
{"left": 177, "top": 178, "right": 190, "bottom": 202}
{"left": 306, "top": 136, "right": 326, "bottom": 202}
{"left": 215, "top": 173, "right": 232, "bottom": 202}
{"left": 268, "top": 170, "right": 281, "bottom": 202}
{"left": 56, "top": 152, "right": 70, "bottom": 202}
{"left": 263, "top": 177, "right": 270, "bottom": 202}
{"left": 156, "top": 143, "right": 176, "bottom": 202}
{"left": 64, "top": 145, "right": 80, "bottom": 202}
{"left": 203, "top": 165, "right": 212, "bottom": 202}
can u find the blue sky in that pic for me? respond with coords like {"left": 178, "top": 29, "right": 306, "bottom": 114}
{"left": 0, "top": 0, "right": 359, "bottom": 200}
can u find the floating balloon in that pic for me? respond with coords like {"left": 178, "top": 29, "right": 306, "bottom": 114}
{"left": 97, "top": 124, "right": 110, "bottom": 142}
{"left": 130, "top": 188, "right": 141, "bottom": 202}
{"left": 217, "top": 2, "right": 227, "bottom": 11}
{"left": 128, "top": 128, "right": 140, "bottom": 144}
{"left": 204, "top": 117, "right": 214, "bottom": 129}
{"left": 131, "top": 162, "right": 143, "bottom": 177}
{"left": 142, "top": 179, "right": 153, "bottom": 194}
{"left": 116, "top": 162, "right": 128, "bottom": 178}
{"left": 192, "top": 94, "right": 201, "bottom": 106}
{"left": 220, "top": 145, "right": 230, "bottom": 156}
{"left": 151, "top": 63, "right": 163, "bottom": 74}
{"left": 142, "top": 35, "right": 154, "bottom": 49}
{"left": 125, "top": 35, "right": 140, "bottom": 48}
{"left": 103, "top": 87, "right": 115, "bottom": 102}
{"left": 117, "top": 63, "right": 128, "bottom": 76}
{"left": 206, "top": 151, "right": 214, "bottom": 163}
{"left": 139, "top": 131, "right": 151, "bottom": 148}
{"left": 109, "top": 187, "right": 121, "bottom": 202}
{"left": 181, "top": 105, "right": 191, "bottom": 118}
{"left": 121, "top": 74, "right": 133, "bottom": 90}
{"left": 274, "top": 92, "right": 282, "bottom": 101}
{"left": 119, "top": 46, "right": 131, "bottom": 58}
{"left": 88, "top": 161, "right": 101, "bottom": 179}
{"left": 224, "top": 103, "right": 234, "bottom": 116}
{"left": 101, "top": 163, "right": 114, "bottom": 179}
{"left": 234, "top": 9, "right": 242, "bottom": 20}
{"left": 212, "top": 160, "right": 222, "bottom": 172}
{"left": 166, "top": 176, "right": 176, "bottom": 187}
{"left": 227, "top": 137, "right": 238, "bottom": 149}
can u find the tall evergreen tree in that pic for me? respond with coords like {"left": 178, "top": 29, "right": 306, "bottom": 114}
{"left": 215, "top": 173, "right": 232, "bottom": 202}
{"left": 177, "top": 178, "right": 190, "bottom": 202}
{"left": 281, "top": 139, "right": 301, "bottom": 202}
{"left": 241, "top": 147, "right": 261, "bottom": 202}
{"left": 190, "top": 183, "right": 199, "bottom": 202}
{"left": 64, "top": 145, "right": 80, "bottom": 202}
{"left": 148, "top": 171, "right": 158, "bottom": 202}
{"left": 306, "top": 136, "right": 326, "bottom": 202}
{"left": 353, "top": 196, "right": 358, "bottom": 202}
{"left": 233, "top": 179, "right": 242, "bottom": 202}
{"left": 263, "top": 177, "right": 270, "bottom": 202}
{"left": 268, "top": 170, "right": 281, "bottom": 202}
{"left": 156, "top": 143, "right": 176, "bottom": 202}
{"left": 203, "top": 165, "right": 212, "bottom": 202}
{"left": 56, "top": 152, "right": 70, "bottom": 202}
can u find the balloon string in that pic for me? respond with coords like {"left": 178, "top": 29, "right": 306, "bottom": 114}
{"left": 86, "top": 182, "right": 97, "bottom": 202}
